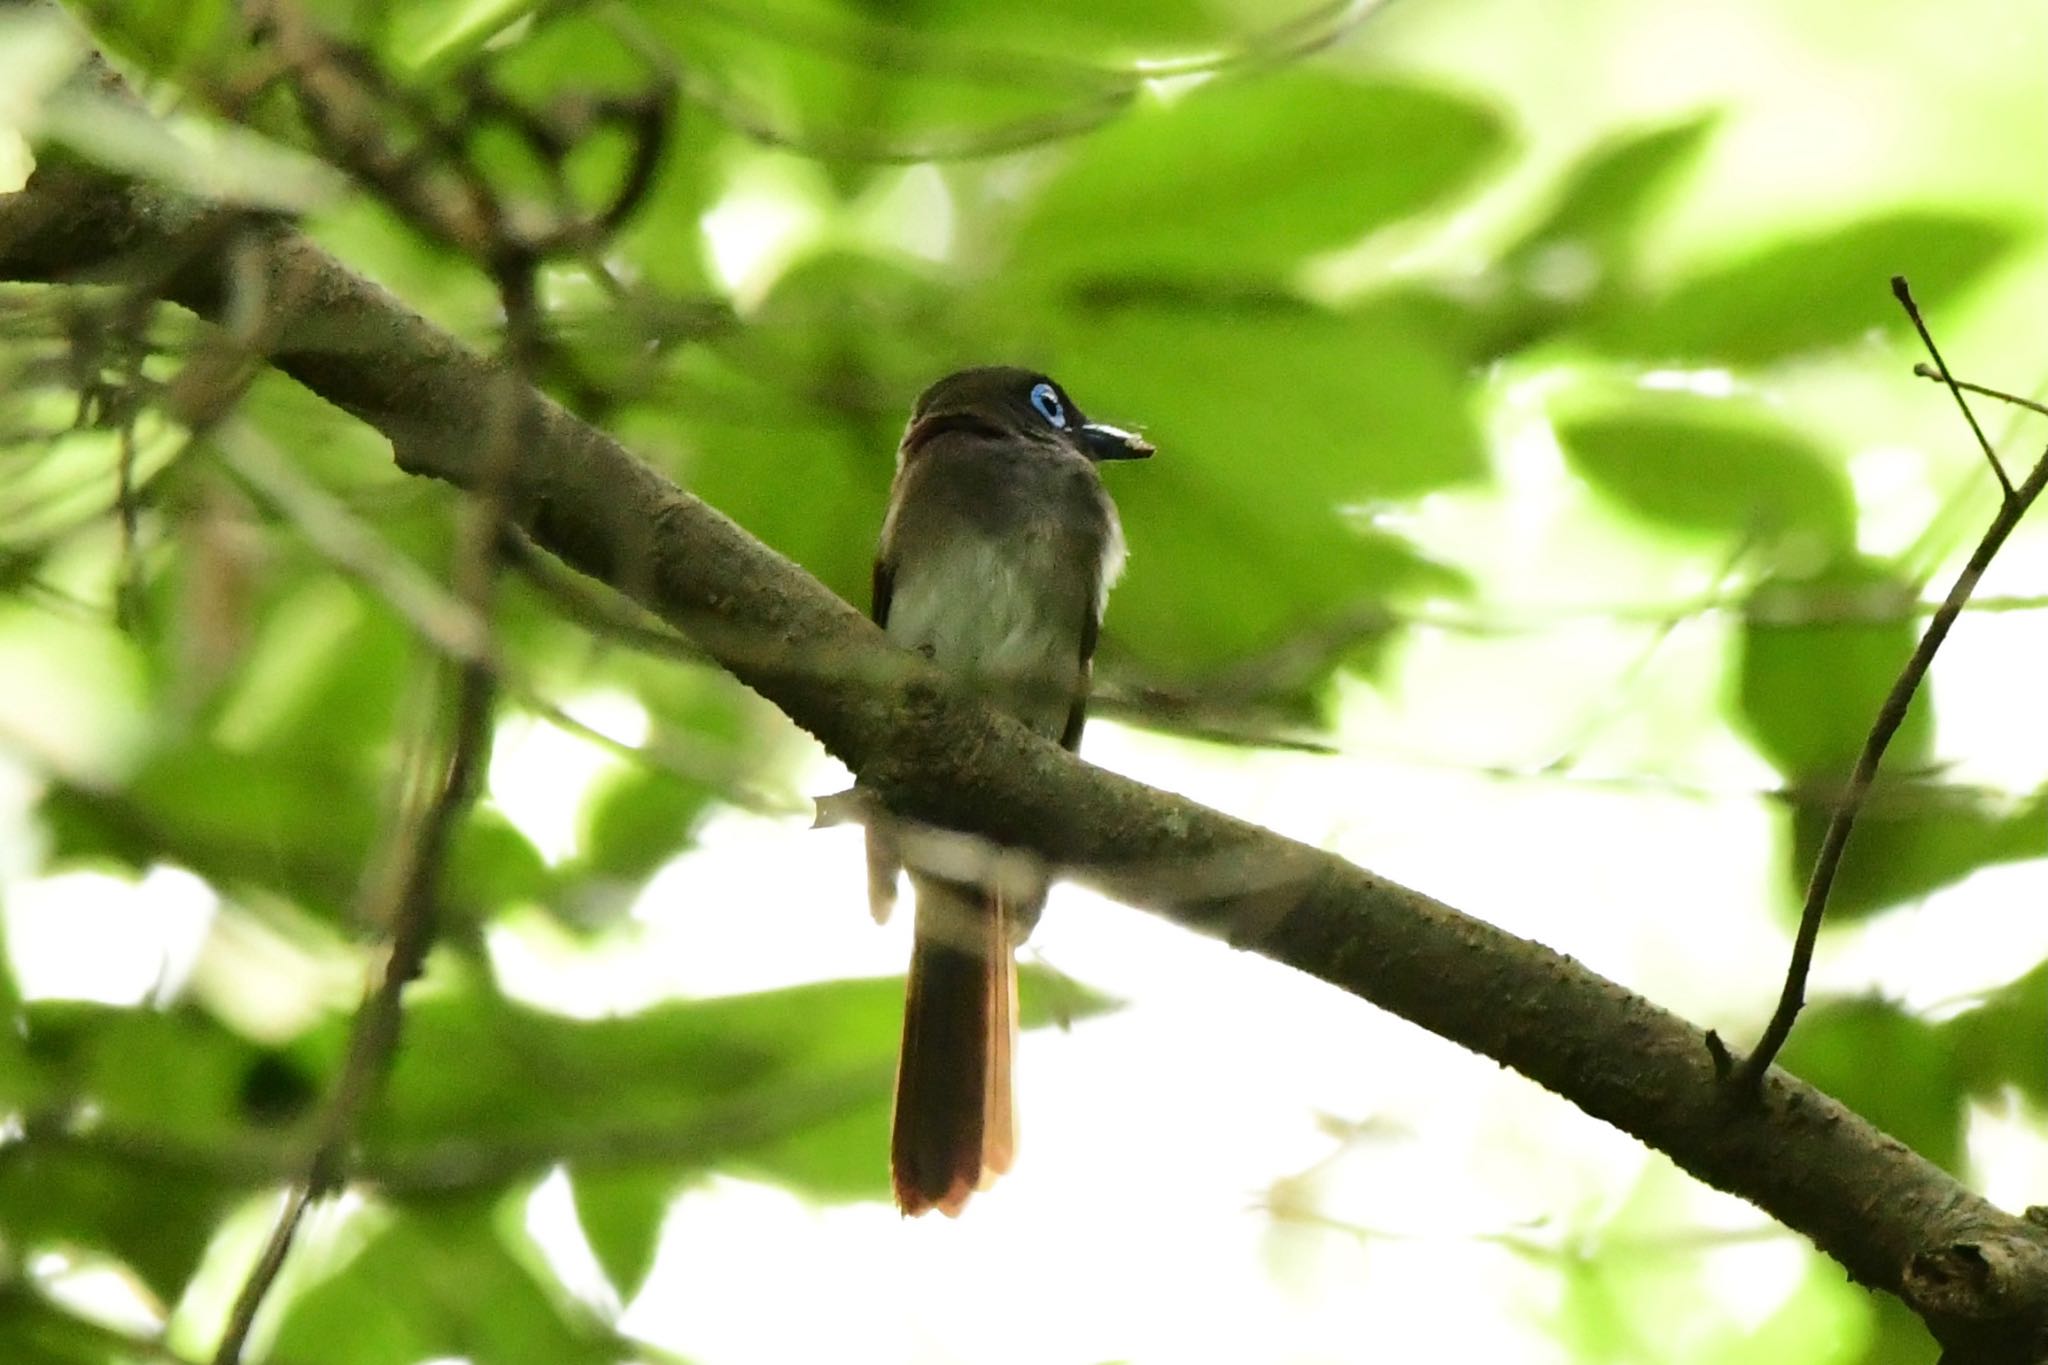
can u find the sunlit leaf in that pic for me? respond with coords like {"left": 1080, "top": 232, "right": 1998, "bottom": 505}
{"left": 269, "top": 1197, "right": 619, "bottom": 1365}
{"left": 365, "top": 969, "right": 1113, "bottom": 1207}
{"left": 1479, "top": 114, "right": 1718, "bottom": 355}
{"left": 1040, "top": 297, "right": 1476, "bottom": 680}
{"left": 1785, "top": 782, "right": 2048, "bottom": 921}
{"left": 1554, "top": 396, "right": 1855, "bottom": 561}
{"left": 1942, "top": 961, "right": 2048, "bottom": 1107}
{"left": 1010, "top": 72, "right": 1505, "bottom": 283}
{"left": 577, "top": 765, "right": 716, "bottom": 882}
{"left": 571, "top": 1165, "right": 676, "bottom": 1300}
{"left": 0, "top": 1004, "right": 275, "bottom": 1299}
{"left": 1735, "top": 562, "right": 1932, "bottom": 782}
{"left": 1586, "top": 211, "right": 2020, "bottom": 363}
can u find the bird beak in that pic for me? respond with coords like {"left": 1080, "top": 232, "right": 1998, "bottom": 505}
{"left": 1078, "top": 422, "right": 1154, "bottom": 460}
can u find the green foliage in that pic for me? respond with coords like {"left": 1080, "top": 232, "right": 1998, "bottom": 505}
{"left": 1587, "top": 212, "right": 2021, "bottom": 364}
{"left": 2, "top": 0, "right": 2045, "bottom": 1360}
{"left": 1786, "top": 782, "right": 2048, "bottom": 921}
{"left": 1737, "top": 563, "right": 1932, "bottom": 782}
{"left": 0, "top": 969, "right": 1112, "bottom": 1318}
{"left": 1555, "top": 397, "right": 1854, "bottom": 558}
{"left": 1008, "top": 73, "right": 1504, "bottom": 284}
{"left": 267, "top": 1197, "right": 618, "bottom": 1365}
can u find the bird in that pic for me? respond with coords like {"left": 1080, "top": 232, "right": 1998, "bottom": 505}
{"left": 868, "top": 365, "right": 1151, "bottom": 1217}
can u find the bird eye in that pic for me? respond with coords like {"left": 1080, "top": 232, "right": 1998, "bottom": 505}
{"left": 1029, "top": 382, "right": 1067, "bottom": 429}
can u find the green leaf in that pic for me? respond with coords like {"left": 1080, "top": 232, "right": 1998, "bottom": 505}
{"left": 635, "top": 2, "right": 1120, "bottom": 177}
{"left": 1009, "top": 72, "right": 1505, "bottom": 283}
{"left": 0, "top": 1004, "right": 271, "bottom": 1298}
{"left": 0, "top": 1142, "right": 242, "bottom": 1304}
{"left": 571, "top": 1166, "right": 677, "bottom": 1300}
{"left": 446, "top": 811, "right": 554, "bottom": 915}
{"left": 1040, "top": 298, "right": 1476, "bottom": 679}
{"left": 370, "top": 969, "right": 1115, "bottom": 1205}
{"left": 1785, "top": 782, "right": 2048, "bottom": 921}
{"left": 1942, "top": 961, "right": 2048, "bottom": 1107}
{"left": 1780, "top": 997, "right": 1964, "bottom": 1173}
{"left": 40, "top": 743, "right": 376, "bottom": 921}
{"left": 1554, "top": 396, "right": 1855, "bottom": 560}
{"left": 578, "top": 766, "right": 716, "bottom": 883}
{"left": 0, "top": 1285, "right": 155, "bottom": 1365}
{"left": 1735, "top": 562, "right": 1931, "bottom": 782}
{"left": 269, "top": 1197, "right": 618, "bottom": 1365}
{"left": 1587, "top": 211, "right": 2020, "bottom": 364}
{"left": 1506, "top": 116, "right": 1719, "bottom": 273}
{"left": 64, "top": 0, "right": 236, "bottom": 79}
{"left": 1476, "top": 115, "right": 1718, "bottom": 356}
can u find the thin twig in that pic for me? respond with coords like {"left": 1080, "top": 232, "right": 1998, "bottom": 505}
{"left": 1912, "top": 363, "right": 2048, "bottom": 419}
{"left": 1892, "top": 275, "right": 2013, "bottom": 498}
{"left": 1733, "top": 437, "right": 2048, "bottom": 1091}
{"left": 207, "top": 656, "right": 495, "bottom": 1365}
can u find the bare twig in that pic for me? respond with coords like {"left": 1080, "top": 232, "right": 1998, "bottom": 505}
{"left": 1730, "top": 291, "right": 2048, "bottom": 1091}
{"left": 1893, "top": 275, "right": 2013, "bottom": 498}
{"left": 1912, "top": 364, "right": 2048, "bottom": 419}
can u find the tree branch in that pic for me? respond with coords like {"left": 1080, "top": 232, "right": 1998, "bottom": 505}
{"left": 7, "top": 69, "right": 2048, "bottom": 1365}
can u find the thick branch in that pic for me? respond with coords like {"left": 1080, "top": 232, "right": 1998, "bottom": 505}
{"left": 6, "top": 144, "right": 2048, "bottom": 1363}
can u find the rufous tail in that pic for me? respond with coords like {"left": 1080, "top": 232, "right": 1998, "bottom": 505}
{"left": 891, "top": 876, "right": 1017, "bottom": 1217}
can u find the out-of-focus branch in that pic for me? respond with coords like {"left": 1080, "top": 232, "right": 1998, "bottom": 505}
{"left": 209, "top": 654, "right": 494, "bottom": 1365}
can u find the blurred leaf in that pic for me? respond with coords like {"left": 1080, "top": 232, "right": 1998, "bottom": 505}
{"left": 1041, "top": 298, "right": 1475, "bottom": 679}
{"left": 1479, "top": 115, "right": 1718, "bottom": 355}
{"left": 0, "top": 1142, "right": 241, "bottom": 1303}
{"left": 40, "top": 742, "right": 376, "bottom": 921}
{"left": 0, "top": 1002, "right": 272, "bottom": 1299}
{"left": 656, "top": 259, "right": 943, "bottom": 599}
{"left": 1586, "top": 211, "right": 2020, "bottom": 364}
{"left": 1554, "top": 396, "right": 1855, "bottom": 561}
{"left": 739, "top": 0, "right": 1342, "bottom": 56}
{"left": 1848, "top": 1295, "right": 1941, "bottom": 1365}
{"left": 1786, "top": 782, "right": 2048, "bottom": 921}
{"left": 1011, "top": 73, "right": 1503, "bottom": 284}
{"left": 1735, "top": 562, "right": 1932, "bottom": 782}
{"left": 577, "top": 765, "right": 716, "bottom": 882}
{"left": 1780, "top": 996, "right": 1964, "bottom": 1173}
{"left": 571, "top": 1165, "right": 676, "bottom": 1300}
{"left": 393, "top": 0, "right": 541, "bottom": 74}
{"left": 446, "top": 811, "right": 554, "bottom": 914}
{"left": 1943, "top": 961, "right": 2048, "bottom": 1106}
{"left": 270, "top": 1197, "right": 618, "bottom": 1365}
{"left": 637, "top": 0, "right": 1125, "bottom": 177}
{"left": 68, "top": 0, "right": 236, "bottom": 79}
{"left": 205, "top": 578, "right": 412, "bottom": 773}
{"left": 371, "top": 968, "right": 1113, "bottom": 1205}
{"left": 0, "top": 1286, "right": 151, "bottom": 1365}
{"left": 22, "top": 1003, "right": 256, "bottom": 1139}
{"left": 1506, "top": 116, "right": 1718, "bottom": 273}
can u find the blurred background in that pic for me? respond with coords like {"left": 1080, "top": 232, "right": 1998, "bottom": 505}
{"left": 1, "top": 0, "right": 2046, "bottom": 1361}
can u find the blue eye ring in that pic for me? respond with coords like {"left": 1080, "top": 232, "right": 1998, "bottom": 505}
{"left": 1029, "top": 381, "right": 1067, "bottom": 429}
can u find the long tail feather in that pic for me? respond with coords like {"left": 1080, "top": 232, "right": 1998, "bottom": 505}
{"left": 892, "top": 876, "right": 1013, "bottom": 1216}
